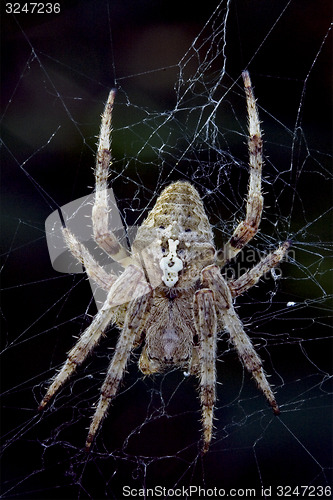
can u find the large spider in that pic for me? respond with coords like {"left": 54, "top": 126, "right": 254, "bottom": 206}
{"left": 39, "top": 71, "right": 289, "bottom": 454}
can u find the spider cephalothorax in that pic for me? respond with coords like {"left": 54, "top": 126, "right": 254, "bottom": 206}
{"left": 39, "top": 72, "right": 289, "bottom": 454}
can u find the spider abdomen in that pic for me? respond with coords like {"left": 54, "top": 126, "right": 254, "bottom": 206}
{"left": 132, "top": 181, "right": 216, "bottom": 288}
{"left": 135, "top": 181, "right": 214, "bottom": 245}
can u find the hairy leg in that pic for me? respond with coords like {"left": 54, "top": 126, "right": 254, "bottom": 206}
{"left": 202, "top": 265, "right": 279, "bottom": 415}
{"left": 39, "top": 265, "right": 150, "bottom": 411}
{"left": 62, "top": 227, "right": 117, "bottom": 291}
{"left": 85, "top": 288, "right": 151, "bottom": 450}
{"left": 228, "top": 241, "right": 290, "bottom": 298}
{"left": 222, "top": 306, "right": 279, "bottom": 415}
{"left": 194, "top": 288, "right": 217, "bottom": 454}
{"left": 92, "top": 89, "right": 132, "bottom": 265}
{"left": 220, "top": 71, "right": 263, "bottom": 265}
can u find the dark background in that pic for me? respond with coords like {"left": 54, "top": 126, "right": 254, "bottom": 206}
{"left": 1, "top": 1, "right": 332, "bottom": 498}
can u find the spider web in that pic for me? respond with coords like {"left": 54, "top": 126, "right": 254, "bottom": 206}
{"left": 1, "top": 1, "right": 332, "bottom": 498}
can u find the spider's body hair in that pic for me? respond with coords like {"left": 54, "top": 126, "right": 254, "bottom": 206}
{"left": 138, "top": 285, "right": 197, "bottom": 373}
{"left": 39, "top": 72, "right": 290, "bottom": 455}
{"left": 132, "top": 181, "right": 216, "bottom": 290}
{"left": 110, "top": 181, "right": 214, "bottom": 372}
{"left": 137, "top": 181, "right": 214, "bottom": 245}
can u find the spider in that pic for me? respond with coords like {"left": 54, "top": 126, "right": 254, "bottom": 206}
{"left": 39, "top": 71, "right": 290, "bottom": 454}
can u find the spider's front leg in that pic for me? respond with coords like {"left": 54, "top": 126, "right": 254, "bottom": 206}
{"left": 194, "top": 288, "right": 218, "bottom": 454}
{"left": 220, "top": 71, "right": 263, "bottom": 265}
{"left": 92, "top": 89, "right": 132, "bottom": 266}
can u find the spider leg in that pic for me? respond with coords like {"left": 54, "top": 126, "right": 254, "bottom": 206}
{"left": 220, "top": 71, "right": 263, "bottom": 265}
{"left": 92, "top": 89, "right": 133, "bottom": 266}
{"left": 62, "top": 227, "right": 117, "bottom": 291}
{"left": 202, "top": 265, "right": 280, "bottom": 415}
{"left": 228, "top": 241, "right": 290, "bottom": 298}
{"left": 38, "top": 265, "right": 150, "bottom": 411}
{"left": 85, "top": 287, "right": 150, "bottom": 450}
{"left": 193, "top": 289, "right": 217, "bottom": 454}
